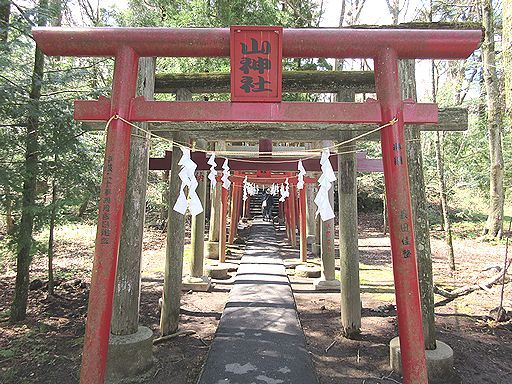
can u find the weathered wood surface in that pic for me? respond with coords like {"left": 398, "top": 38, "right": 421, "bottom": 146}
{"left": 401, "top": 59, "right": 437, "bottom": 350}
{"left": 337, "top": 91, "right": 362, "bottom": 338}
{"left": 160, "top": 90, "right": 191, "bottom": 336}
{"left": 85, "top": 107, "right": 467, "bottom": 141}
{"left": 149, "top": 107, "right": 467, "bottom": 139}
{"left": 111, "top": 57, "right": 155, "bottom": 335}
{"left": 208, "top": 141, "right": 225, "bottom": 243}
{"left": 190, "top": 138, "right": 207, "bottom": 277}
{"left": 155, "top": 70, "right": 375, "bottom": 94}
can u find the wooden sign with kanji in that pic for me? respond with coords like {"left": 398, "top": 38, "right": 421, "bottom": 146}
{"left": 230, "top": 26, "right": 283, "bottom": 102}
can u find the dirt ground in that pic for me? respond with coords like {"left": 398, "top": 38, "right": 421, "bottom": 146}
{"left": 1, "top": 212, "right": 511, "bottom": 383}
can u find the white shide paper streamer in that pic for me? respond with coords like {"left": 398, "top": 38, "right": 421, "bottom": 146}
{"left": 173, "top": 147, "right": 203, "bottom": 216}
{"left": 221, "top": 159, "right": 231, "bottom": 190}
{"left": 279, "top": 178, "right": 290, "bottom": 202}
{"left": 297, "top": 160, "right": 306, "bottom": 190}
{"left": 207, "top": 153, "right": 217, "bottom": 187}
{"left": 314, "top": 149, "right": 336, "bottom": 221}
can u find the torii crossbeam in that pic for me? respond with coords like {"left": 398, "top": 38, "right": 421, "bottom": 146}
{"left": 33, "top": 26, "right": 481, "bottom": 384}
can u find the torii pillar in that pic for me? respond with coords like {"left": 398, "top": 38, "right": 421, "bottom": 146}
{"left": 205, "top": 141, "right": 226, "bottom": 258}
{"left": 314, "top": 140, "right": 340, "bottom": 290}
{"left": 183, "top": 138, "right": 211, "bottom": 291}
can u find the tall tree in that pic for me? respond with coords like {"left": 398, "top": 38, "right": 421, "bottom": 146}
{"left": 10, "top": 0, "right": 48, "bottom": 322}
{"left": 481, "top": 0, "right": 504, "bottom": 238}
{"left": 0, "top": 0, "right": 10, "bottom": 46}
{"left": 504, "top": 0, "right": 512, "bottom": 117}
{"left": 46, "top": 0, "right": 63, "bottom": 296}
{"left": 428, "top": 1, "right": 456, "bottom": 271}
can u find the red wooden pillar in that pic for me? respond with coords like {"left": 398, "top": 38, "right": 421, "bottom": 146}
{"left": 234, "top": 182, "right": 242, "bottom": 237}
{"left": 79, "top": 47, "right": 139, "bottom": 384}
{"left": 283, "top": 197, "right": 290, "bottom": 240}
{"left": 298, "top": 186, "right": 308, "bottom": 262}
{"left": 219, "top": 187, "right": 228, "bottom": 262}
{"left": 375, "top": 49, "right": 428, "bottom": 384}
{"left": 289, "top": 184, "right": 297, "bottom": 247}
{"left": 228, "top": 182, "right": 240, "bottom": 244}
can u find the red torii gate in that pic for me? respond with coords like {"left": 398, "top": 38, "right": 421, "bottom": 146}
{"left": 32, "top": 27, "right": 481, "bottom": 384}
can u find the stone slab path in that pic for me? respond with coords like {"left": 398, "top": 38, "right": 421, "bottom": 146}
{"left": 197, "top": 219, "right": 318, "bottom": 384}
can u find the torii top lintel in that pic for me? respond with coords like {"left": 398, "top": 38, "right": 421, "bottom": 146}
{"left": 33, "top": 27, "right": 481, "bottom": 60}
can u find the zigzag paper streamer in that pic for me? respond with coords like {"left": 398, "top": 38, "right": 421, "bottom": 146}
{"left": 221, "top": 158, "right": 231, "bottom": 190}
{"left": 314, "top": 149, "right": 336, "bottom": 221}
{"left": 297, "top": 160, "right": 306, "bottom": 190}
{"left": 207, "top": 153, "right": 217, "bottom": 187}
{"left": 173, "top": 146, "right": 204, "bottom": 216}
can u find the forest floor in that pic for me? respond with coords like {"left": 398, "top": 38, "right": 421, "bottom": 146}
{"left": 0, "top": 212, "right": 511, "bottom": 384}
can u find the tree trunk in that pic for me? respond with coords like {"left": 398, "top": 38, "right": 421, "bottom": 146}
{"left": 435, "top": 132, "right": 455, "bottom": 270}
{"left": 5, "top": 186, "right": 14, "bottom": 234}
{"left": 400, "top": 59, "right": 437, "bottom": 350}
{"left": 0, "top": 0, "right": 10, "bottom": 47}
{"left": 47, "top": 156, "right": 57, "bottom": 296}
{"left": 10, "top": 0, "right": 48, "bottom": 323}
{"left": 78, "top": 196, "right": 89, "bottom": 218}
{"left": 432, "top": 60, "right": 456, "bottom": 270}
{"left": 481, "top": 0, "right": 504, "bottom": 239}
{"left": 503, "top": 0, "right": 512, "bottom": 116}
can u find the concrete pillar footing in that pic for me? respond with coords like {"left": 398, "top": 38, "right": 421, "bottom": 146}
{"left": 182, "top": 276, "right": 212, "bottom": 292}
{"left": 106, "top": 326, "right": 154, "bottom": 383}
{"left": 390, "top": 337, "right": 455, "bottom": 383}
{"left": 205, "top": 264, "right": 230, "bottom": 279}
{"left": 313, "top": 278, "right": 341, "bottom": 291}
{"left": 295, "top": 264, "right": 321, "bottom": 278}
{"left": 205, "top": 241, "right": 219, "bottom": 259}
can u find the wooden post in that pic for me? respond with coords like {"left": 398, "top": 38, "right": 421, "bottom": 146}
{"left": 205, "top": 141, "right": 225, "bottom": 259}
{"left": 317, "top": 141, "right": 336, "bottom": 284}
{"left": 337, "top": 130, "right": 361, "bottom": 336}
{"left": 312, "top": 214, "right": 321, "bottom": 256}
{"left": 111, "top": 57, "right": 155, "bottom": 336}
{"left": 159, "top": 89, "right": 191, "bottom": 336}
{"left": 299, "top": 186, "right": 308, "bottom": 262}
{"left": 400, "top": 60, "right": 437, "bottom": 350}
{"left": 190, "top": 138, "right": 207, "bottom": 278}
{"left": 305, "top": 144, "right": 317, "bottom": 244}
{"left": 228, "top": 182, "right": 240, "bottom": 244}
{"left": 219, "top": 187, "right": 228, "bottom": 262}
{"left": 289, "top": 184, "right": 297, "bottom": 247}
{"left": 284, "top": 197, "right": 291, "bottom": 240}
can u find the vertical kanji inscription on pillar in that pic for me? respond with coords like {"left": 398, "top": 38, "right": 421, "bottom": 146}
{"left": 230, "top": 26, "right": 282, "bottom": 102}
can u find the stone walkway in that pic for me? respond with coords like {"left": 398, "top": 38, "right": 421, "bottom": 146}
{"left": 197, "top": 219, "right": 318, "bottom": 384}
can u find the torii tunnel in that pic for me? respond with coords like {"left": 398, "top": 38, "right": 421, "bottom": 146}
{"left": 33, "top": 26, "right": 482, "bottom": 384}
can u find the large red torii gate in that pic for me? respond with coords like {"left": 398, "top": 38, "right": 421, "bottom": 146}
{"left": 32, "top": 26, "right": 481, "bottom": 384}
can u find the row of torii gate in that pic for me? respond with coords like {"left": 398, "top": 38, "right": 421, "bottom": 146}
{"left": 32, "top": 25, "right": 481, "bottom": 384}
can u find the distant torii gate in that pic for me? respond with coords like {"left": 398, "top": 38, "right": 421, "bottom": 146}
{"left": 33, "top": 26, "right": 481, "bottom": 384}
{"left": 149, "top": 149, "right": 384, "bottom": 260}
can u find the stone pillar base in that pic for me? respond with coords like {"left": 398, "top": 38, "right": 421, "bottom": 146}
{"left": 106, "top": 326, "right": 154, "bottom": 383}
{"left": 390, "top": 337, "right": 455, "bottom": 383}
{"left": 205, "top": 264, "right": 229, "bottom": 279}
{"left": 205, "top": 241, "right": 219, "bottom": 259}
{"left": 312, "top": 243, "right": 321, "bottom": 256}
{"left": 295, "top": 264, "right": 321, "bottom": 278}
{"left": 182, "top": 276, "right": 211, "bottom": 292}
{"left": 313, "top": 278, "right": 340, "bottom": 291}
